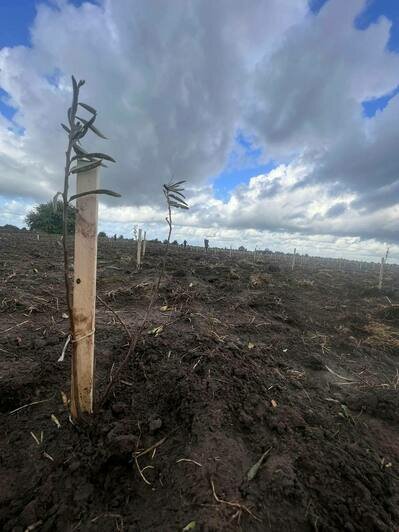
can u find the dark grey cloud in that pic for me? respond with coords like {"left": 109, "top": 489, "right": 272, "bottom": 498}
{"left": 310, "top": 96, "right": 399, "bottom": 209}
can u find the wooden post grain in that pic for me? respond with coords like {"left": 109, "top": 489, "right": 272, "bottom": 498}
{"left": 291, "top": 248, "right": 297, "bottom": 271}
{"left": 142, "top": 230, "right": 147, "bottom": 258}
{"left": 71, "top": 164, "right": 99, "bottom": 417}
{"left": 378, "top": 256, "right": 385, "bottom": 290}
{"left": 137, "top": 228, "right": 142, "bottom": 269}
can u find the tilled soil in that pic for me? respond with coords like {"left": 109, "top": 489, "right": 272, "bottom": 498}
{"left": 1, "top": 233, "right": 399, "bottom": 531}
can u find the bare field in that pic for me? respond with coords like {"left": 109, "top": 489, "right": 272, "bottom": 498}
{"left": 1, "top": 232, "right": 399, "bottom": 531}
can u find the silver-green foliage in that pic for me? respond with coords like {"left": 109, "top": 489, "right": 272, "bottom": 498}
{"left": 163, "top": 180, "right": 189, "bottom": 210}
{"left": 57, "top": 75, "right": 120, "bottom": 207}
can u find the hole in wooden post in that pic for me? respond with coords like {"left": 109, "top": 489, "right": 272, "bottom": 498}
{"left": 76, "top": 278, "right": 81, "bottom": 284}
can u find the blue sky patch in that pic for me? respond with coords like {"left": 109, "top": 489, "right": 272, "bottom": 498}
{"left": 212, "top": 132, "right": 277, "bottom": 201}
{"left": 0, "top": 0, "right": 98, "bottom": 48}
{"left": 0, "top": 88, "right": 25, "bottom": 135}
{"left": 308, "top": 0, "right": 329, "bottom": 15}
{"left": 0, "top": 1, "right": 37, "bottom": 47}
{"left": 355, "top": 0, "right": 399, "bottom": 53}
{"left": 213, "top": 161, "right": 277, "bottom": 201}
{"left": 0, "top": 88, "right": 17, "bottom": 121}
{"left": 309, "top": 1, "right": 399, "bottom": 117}
{"left": 309, "top": 1, "right": 399, "bottom": 54}
{"left": 362, "top": 85, "right": 399, "bottom": 117}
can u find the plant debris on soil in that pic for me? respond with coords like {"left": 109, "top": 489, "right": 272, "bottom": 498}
{"left": 1, "top": 232, "right": 399, "bottom": 531}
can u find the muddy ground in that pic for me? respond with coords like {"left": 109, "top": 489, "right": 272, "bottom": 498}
{"left": 1, "top": 232, "right": 399, "bottom": 531}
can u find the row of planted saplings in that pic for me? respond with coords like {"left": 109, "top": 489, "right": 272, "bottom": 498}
{"left": 101, "top": 228, "right": 394, "bottom": 289}
{"left": 193, "top": 241, "right": 392, "bottom": 288}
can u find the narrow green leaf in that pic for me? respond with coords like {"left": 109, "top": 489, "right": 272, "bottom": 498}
{"left": 164, "top": 185, "right": 185, "bottom": 198}
{"left": 72, "top": 143, "right": 88, "bottom": 156}
{"left": 169, "top": 186, "right": 185, "bottom": 194}
{"left": 69, "top": 189, "right": 121, "bottom": 202}
{"left": 73, "top": 115, "right": 95, "bottom": 141}
{"left": 169, "top": 193, "right": 188, "bottom": 206}
{"left": 85, "top": 152, "right": 115, "bottom": 163}
{"left": 169, "top": 201, "right": 189, "bottom": 210}
{"left": 79, "top": 102, "right": 97, "bottom": 114}
{"left": 76, "top": 114, "right": 96, "bottom": 125}
{"left": 71, "top": 76, "right": 79, "bottom": 117}
{"left": 61, "top": 123, "right": 71, "bottom": 134}
{"left": 71, "top": 150, "right": 92, "bottom": 163}
{"left": 70, "top": 152, "right": 115, "bottom": 165}
{"left": 72, "top": 124, "right": 84, "bottom": 140}
{"left": 76, "top": 114, "right": 97, "bottom": 132}
{"left": 88, "top": 122, "right": 107, "bottom": 139}
{"left": 169, "top": 189, "right": 186, "bottom": 199}
{"left": 70, "top": 160, "right": 103, "bottom": 174}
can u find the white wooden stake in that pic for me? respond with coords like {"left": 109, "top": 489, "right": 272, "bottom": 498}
{"left": 71, "top": 164, "right": 99, "bottom": 417}
{"left": 378, "top": 256, "right": 385, "bottom": 290}
{"left": 291, "top": 248, "right": 297, "bottom": 271}
{"left": 142, "top": 231, "right": 147, "bottom": 258}
{"left": 136, "top": 228, "right": 142, "bottom": 269}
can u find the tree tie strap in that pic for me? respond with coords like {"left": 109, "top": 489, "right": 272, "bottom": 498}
{"left": 72, "top": 329, "right": 95, "bottom": 343}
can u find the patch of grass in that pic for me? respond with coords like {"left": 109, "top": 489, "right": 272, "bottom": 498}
{"left": 364, "top": 321, "right": 399, "bottom": 350}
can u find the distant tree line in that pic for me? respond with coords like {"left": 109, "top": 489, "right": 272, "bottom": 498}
{"left": 25, "top": 202, "right": 193, "bottom": 246}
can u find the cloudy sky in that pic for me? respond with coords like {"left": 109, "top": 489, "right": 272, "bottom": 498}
{"left": 0, "top": 0, "right": 398, "bottom": 262}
